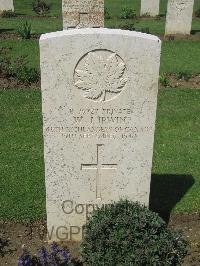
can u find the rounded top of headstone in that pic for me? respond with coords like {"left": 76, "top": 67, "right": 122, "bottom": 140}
{"left": 40, "top": 28, "right": 161, "bottom": 44}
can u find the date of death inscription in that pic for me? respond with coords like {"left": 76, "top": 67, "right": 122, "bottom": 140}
{"left": 45, "top": 107, "right": 153, "bottom": 140}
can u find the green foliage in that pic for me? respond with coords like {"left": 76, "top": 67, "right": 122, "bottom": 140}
{"left": 12, "top": 55, "right": 40, "bottom": 84}
{"left": 1, "top": 10, "right": 17, "bottom": 18}
{"left": 32, "top": 0, "right": 52, "bottom": 16}
{"left": 0, "top": 50, "right": 39, "bottom": 84}
{"left": 17, "top": 21, "right": 32, "bottom": 39}
{"left": 195, "top": 8, "right": 200, "bottom": 17}
{"left": 177, "top": 72, "right": 192, "bottom": 81}
{"left": 81, "top": 200, "right": 188, "bottom": 266}
{"left": 160, "top": 73, "right": 170, "bottom": 87}
{"left": 120, "top": 7, "right": 136, "bottom": 19}
{"left": 16, "top": 67, "right": 40, "bottom": 84}
{"left": 120, "top": 22, "right": 136, "bottom": 31}
{"left": 104, "top": 7, "right": 111, "bottom": 19}
{"left": 0, "top": 48, "right": 13, "bottom": 77}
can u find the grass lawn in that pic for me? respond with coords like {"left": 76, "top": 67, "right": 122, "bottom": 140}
{"left": 0, "top": 1, "right": 200, "bottom": 76}
{"left": 0, "top": 88, "right": 200, "bottom": 221}
{"left": 0, "top": 0, "right": 200, "bottom": 35}
{"left": 1, "top": 38, "right": 200, "bottom": 74}
{"left": 0, "top": 89, "right": 45, "bottom": 221}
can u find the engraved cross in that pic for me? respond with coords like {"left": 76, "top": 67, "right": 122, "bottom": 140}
{"left": 81, "top": 144, "right": 117, "bottom": 200}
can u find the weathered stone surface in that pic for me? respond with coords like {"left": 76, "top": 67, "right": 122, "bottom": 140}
{"left": 40, "top": 28, "right": 161, "bottom": 242}
{"left": 140, "top": 0, "right": 160, "bottom": 17}
{"left": 165, "top": 0, "right": 194, "bottom": 35}
{"left": 0, "top": 0, "right": 14, "bottom": 13}
{"left": 62, "top": 0, "right": 104, "bottom": 30}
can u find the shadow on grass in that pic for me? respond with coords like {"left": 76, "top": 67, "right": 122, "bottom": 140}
{"left": 191, "top": 29, "right": 200, "bottom": 35}
{"left": 0, "top": 238, "right": 16, "bottom": 258}
{"left": 0, "top": 239, "right": 9, "bottom": 258}
{"left": 0, "top": 29, "right": 14, "bottom": 33}
{"left": 149, "top": 174, "right": 194, "bottom": 223}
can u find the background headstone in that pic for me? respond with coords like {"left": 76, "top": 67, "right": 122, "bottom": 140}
{"left": 40, "top": 28, "right": 161, "bottom": 241}
{"left": 165, "top": 0, "right": 194, "bottom": 35}
{"left": 140, "top": 0, "right": 160, "bottom": 17}
{"left": 62, "top": 0, "right": 104, "bottom": 29}
{"left": 0, "top": 0, "right": 14, "bottom": 13}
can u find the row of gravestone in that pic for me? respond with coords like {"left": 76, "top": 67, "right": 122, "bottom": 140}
{"left": 63, "top": 0, "right": 195, "bottom": 35}
{"left": 0, "top": 0, "right": 195, "bottom": 35}
{"left": 142, "top": 0, "right": 194, "bottom": 35}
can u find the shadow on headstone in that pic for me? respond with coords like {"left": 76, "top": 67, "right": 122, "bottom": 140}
{"left": 149, "top": 174, "right": 194, "bottom": 223}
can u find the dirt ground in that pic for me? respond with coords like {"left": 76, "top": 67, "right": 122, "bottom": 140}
{"left": 0, "top": 214, "right": 199, "bottom": 265}
{"left": 0, "top": 74, "right": 199, "bottom": 90}
{"left": 164, "top": 73, "right": 200, "bottom": 89}
{"left": 0, "top": 30, "right": 200, "bottom": 41}
{"left": 0, "top": 76, "right": 40, "bottom": 90}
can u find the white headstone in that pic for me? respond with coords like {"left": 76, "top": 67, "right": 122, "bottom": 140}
{"left": 40, "top": 28, "right": 161, "bottom": 242}
{"left": 165, "top": 0, "right": 194, "bottom": 35}
{"left": 0, "top": 0, "right": 14, "bottom": 13}
{"left": 140, "top": 0, "right": 160, "bottom": 17}
{"left": 62, "top": 0, "right": 104, "bottom": 30}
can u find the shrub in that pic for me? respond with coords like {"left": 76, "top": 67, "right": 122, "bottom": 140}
{"left": 0, "top": 48, "right": 13, "bottom": 77}
{"left": 160, "top": 73, "right": 170, "bottom": 87}
{"left": 0, "top": 52, "right": 40, "bottom": 84}
{"left": 195, "top": 8, "right": 200, "bottom": 17}
{"left": 18, "top": 242, "right": 71, "bottom": 266}
{"left": 16, "top": 67, "right": 40, "bottom": 84}
{"left": 120, "top": 7, "right": 136, "bottom": 19}
{"left": 104, "top": 7, "right": 111, "bottom": 19}
{"left": 32, "top": 0, "right": 52, "bottom": 16}
{"left": 120, "top": 22, "right": 136, "bottom": 31}
{"left": 81, "top": 200, "right": 187, "bottom": 266}
{"left": 18, "top": 21, "right": 32, "bottom": 39}
{"left": 1, "top": 10, "right": 17, "bottom": 18}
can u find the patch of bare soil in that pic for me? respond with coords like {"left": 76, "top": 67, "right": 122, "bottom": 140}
{"left": 16, "top": 15, "right": 60, "bottom": 20}
{"left": 0, "top": 76, "right": 40, "bottom": 89}
{"left": 138, "top": 16, "right": 165, "bottom": 20}
{"left": 0, "top": 214, "right": 199, "bottom": 265}
{"left": 0, "top": 32, "right": 40, "bottom": 40}
{"left": 160, "top": 73, "right": 200, "bottom": 89}
{"left": 169, "top": 214, "right": 200, "bottom": 266}
{"left": 1, "top": 73, "right": 199, "bottom": 91}
{"left": 162, "top": 34, "right": 200, "bottom": 41}
{"left": 0, "top": 220, "right": 81, "bottom": 265}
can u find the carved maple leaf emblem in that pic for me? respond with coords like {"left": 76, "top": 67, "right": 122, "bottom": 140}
{"left": 74, "top": 52, "right": 127, "bottom": 102}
